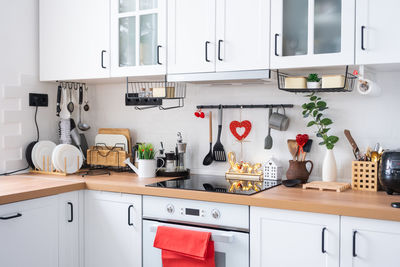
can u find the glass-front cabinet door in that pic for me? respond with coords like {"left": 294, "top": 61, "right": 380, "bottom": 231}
{"left": 270, "top": 0, "right": 355, "bottom": 69}
{"left": 111, "top": 0, "right": 166, "bottom": 77}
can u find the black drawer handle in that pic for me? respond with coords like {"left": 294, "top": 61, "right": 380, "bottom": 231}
{"left": 274, "top": 34, "right": 279, "bottom": 56}
{"left": 361, "top": 26, "right": 366, "bottom": 51}
{"left": 218, "top": 40, "right": 223, "bottom": 61}
{"left": 353, "top": 230, "right": 358, "bottom": 257}
{"left": 67, "top": 202, "right": 73, "bottom": 223}
{"left": 0, "top": 213, "right": 22, "bottom": 220}
{"left": 321, "top": 227, "right": 327, "bottom": 253}
{"left": 205, "top": 41, "right": 210, "bottom": 62}
{"left": 101, "top": 50, "right": 106, "bottom": 69}
{"left": 128, "top": 205, "right": 134, "bottom": 226}
{"left": 157, "top": 45, "right": 162, "bottom": 65}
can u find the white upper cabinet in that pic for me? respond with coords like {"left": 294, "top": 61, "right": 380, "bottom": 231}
{"left": 355, "top": 0, "right": 400, "bottom": 65}
{"left": 270, "top": 0, "right": 355, "bottom": 69}
{"left": 250, "top": 207, "right": 340, "bottom": 267}
{"left": 167, "top": 0, "right": 270, "bottom": 75}
{"left": 111, "top": 0, "right": 167, "bottom": 77}
{"left": 341, "top": 216, "right": 400, "bottom": 267}
{"left": 167, "top": 0, "right": 216, "bottom": 74}
{"left": 215, "top": 0, "right": 270, "bottom": 72}
{"left": 40, "top": 0, "right": 110, "bottom": 81}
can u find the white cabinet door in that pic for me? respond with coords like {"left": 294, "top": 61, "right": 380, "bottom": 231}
{"left": 59, "top": 191, "right": 82, "bottom": 267}
{"left": 39, "top": 0, "right": 110, "bottom": 81}
{"left": 0, "top": 196, "right": 59, "bottom": 267}
{"left": 356, "top": 0, "right": 400, "bottom": 65}
{"left": 250, "top": 207, "right": 340, "bottom": 267}
{"left": 167, "top": 0, "right": 216, "bottom": 74}
{"left": 270, "top": 0, "right": 355, "bottom": 69}
{"left": 341, "top": 216, "right": 400, "bottom": 267}
{"left": 111, "top": 0, "right": 167, "bottom": 77}
{"left": 85, "top": 190, "right": 142, "bottom": 267}
{"left": 215, "top": 0, "right": 269, "bottom": 72}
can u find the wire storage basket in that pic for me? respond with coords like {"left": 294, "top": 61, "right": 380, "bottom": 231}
{"left": 276, "top": 66, "right": 357, "bottom": 93}
{"left": 125, "top": 80, "right": 186, "bottom": 110}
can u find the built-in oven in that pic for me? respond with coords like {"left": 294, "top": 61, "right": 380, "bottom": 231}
{"left": 142, "top": 196, "right": 249, "bottom": 267}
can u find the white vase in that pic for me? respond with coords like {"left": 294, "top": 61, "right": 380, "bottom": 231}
{"left": 322, "top": 149, "right": 337, "bottom": 182}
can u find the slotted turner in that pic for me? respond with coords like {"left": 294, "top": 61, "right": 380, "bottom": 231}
{"left": 213, "top": 106, "right": 226, "bottom": 162}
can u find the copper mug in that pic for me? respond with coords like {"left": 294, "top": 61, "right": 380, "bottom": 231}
{"left": 286, "top": 160, "right": 314, "bottom": 183}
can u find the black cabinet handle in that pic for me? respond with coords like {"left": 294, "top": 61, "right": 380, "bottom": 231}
{"left": 128, "top": 205, "right": 134, "bottom": 226}
{"left": 67, "top": 202, "right": 73, "bottom": 223}
{"left": 361, "top": 26, "right": 366, "bottom": 50}
{"left": 353, "top": 231, "right": 358, "bottom": 257}
{"left": 157, "top": 45, "right": 162, "bottom": 65}
{"left": 0, "top": 213, "right": 22, "bottom": 220}
{"left": 321, "top": 227, "right": 327, "bottom": 253}
{"left": 101, "top": 50, "right": 106, "bottom": 69}
{"left": 205, "top": 41, "right": 210, "bottom": 62}
{"left": 218, "top": 40, "right": 223, "bottom": 61}
{"left": 274, "top": 34, "right": 279, "bottom": 56}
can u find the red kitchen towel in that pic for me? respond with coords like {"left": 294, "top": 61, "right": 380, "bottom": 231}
{"left": 153, "top": 226, "right": 215, "bottom": 267}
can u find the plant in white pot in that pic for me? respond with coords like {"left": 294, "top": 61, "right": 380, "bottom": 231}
{"left": 302, "top": 93, "right": 339, "bottom": 182}
{"left": 306, "top": 73, "right": 321, "bottom": 89}
{"left": 128, "top": 143, "right": 159, "bottom": 178}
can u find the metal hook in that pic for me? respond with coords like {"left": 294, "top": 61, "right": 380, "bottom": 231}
{"left": 68, "top": 82, "right": 73, "bottom": 89}
{"left": 74, "top": 83, "right": 78, "bottom": 90}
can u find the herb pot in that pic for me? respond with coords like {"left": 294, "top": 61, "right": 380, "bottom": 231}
{"left": 307, "top": 81, "right": 321, "bottom": 89}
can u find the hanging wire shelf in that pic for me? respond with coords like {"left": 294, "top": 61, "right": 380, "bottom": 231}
{"left": 276, "top": 66, "right": 357, "bottom": 93}
{"left": 125, "top": 79, "right": 186, "bottom": 110}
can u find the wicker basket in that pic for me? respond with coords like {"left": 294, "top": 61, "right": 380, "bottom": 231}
{"left": 351, "top": 161, "right": 379, "bottom": 191}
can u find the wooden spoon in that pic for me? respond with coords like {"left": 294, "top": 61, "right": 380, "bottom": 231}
{"left": 287, "top": 139, "right": 299, "bottom": 161}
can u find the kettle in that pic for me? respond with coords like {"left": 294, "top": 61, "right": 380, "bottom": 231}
{"left": 124, "top": 158, "right": 164, "bottom": 178}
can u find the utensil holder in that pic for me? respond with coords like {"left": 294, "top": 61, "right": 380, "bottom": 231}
{"left": 351, "top": 161, "right": 379, "bottom": 191}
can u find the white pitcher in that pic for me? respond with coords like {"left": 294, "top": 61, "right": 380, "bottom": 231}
{"left": 124, "top": 158, "right": 163, "bottom": 178}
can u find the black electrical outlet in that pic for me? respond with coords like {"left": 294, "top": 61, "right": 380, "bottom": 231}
{"left": 29, "top": 93, "right": 48, "bottom": 107}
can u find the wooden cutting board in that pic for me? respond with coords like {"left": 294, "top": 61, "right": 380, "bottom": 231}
{"left": 303, "top": 181, "right": 351, "bottom": 192}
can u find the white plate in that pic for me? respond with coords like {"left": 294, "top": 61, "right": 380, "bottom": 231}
{"left": 95, "top": 134, "right": 128, "bottom": 152}
{"left": 52, "top": 144, "right": 83, "bottom": 174}
{"left": 31, "top": 141, "right": 56, "bottom": 170}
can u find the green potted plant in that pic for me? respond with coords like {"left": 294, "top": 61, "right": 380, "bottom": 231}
{"left": 306, "top": 73, "right": 321, "bottom": 89}
{"left": 302, "top": 93, "right": 339, "bottom": 181}
{"left": 129, "top": 143, "right": 159, "bottom": 178}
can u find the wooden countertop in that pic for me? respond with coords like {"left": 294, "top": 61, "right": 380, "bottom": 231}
{"left": 1, "top": 172, "right": 400, "bottom": 222}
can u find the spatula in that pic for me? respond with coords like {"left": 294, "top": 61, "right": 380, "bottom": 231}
{"left": 213, "top": 106, "right": 226, "bottom": 162}
{"left": 287, "top": 139, "right": 298, "bottom": 161}
{"left": 203, "top": 111, "right": 213, "bottom": 166}
{"left": 301, "top": 139, "right": 313, "bottom": 161}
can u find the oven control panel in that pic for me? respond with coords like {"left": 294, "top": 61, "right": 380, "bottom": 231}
{"left": 143, "top": 196, "right": 249, "bottom": 230}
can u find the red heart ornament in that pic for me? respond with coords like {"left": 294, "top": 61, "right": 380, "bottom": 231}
{"left": 194, "top": 111, "right": 200, "bottom": 117}
{"left": 199, "top": 112, "right": 205, "bottom": 118}
{"left": 296, "top": 134, "right": 309, "bottom": 149}
{"left": 230, "top": 120, "right": 252, "bottom": 141}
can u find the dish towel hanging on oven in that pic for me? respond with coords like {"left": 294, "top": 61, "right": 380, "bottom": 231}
{"left": 153, "top": 226, "right": 215, "bottom": 267}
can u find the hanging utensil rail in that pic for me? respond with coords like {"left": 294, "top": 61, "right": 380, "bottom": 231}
{"left": 196, "top": 104, "right": 294, "bottom": 109}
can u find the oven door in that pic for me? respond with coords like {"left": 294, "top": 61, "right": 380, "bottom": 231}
{"left": 143, "top": 219, "right": 249, "bottom": 267}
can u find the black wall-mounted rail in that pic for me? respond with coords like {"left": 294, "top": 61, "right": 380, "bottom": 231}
{"left": 196, "top": 104, "right": 294, "bottom": 109}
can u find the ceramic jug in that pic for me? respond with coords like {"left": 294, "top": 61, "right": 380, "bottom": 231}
{"left": 286, "top": 160, "right": 314, "bottom": 183}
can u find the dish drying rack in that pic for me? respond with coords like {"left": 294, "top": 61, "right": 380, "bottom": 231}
{"left": 30, "top": 155, "right": 81, "bottom": 176}
{"left": 125, "top": 78, "right": 186, "bottom": 110}
{"left": 276, "top": 66, "right": 357, "bottom": 93}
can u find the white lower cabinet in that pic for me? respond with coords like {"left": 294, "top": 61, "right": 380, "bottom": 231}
{"left": 250, "top": 207, "right": 340, "bottom": 267}
{"left": 84, "top": 190, "right": 142, "bottom": 267}
{"left": 341, "top": 216, "right": 400, "bottom": 267}
{"left": 58, "top": 191, "right": 83, "bottom": 267}
{"left": 0, "top": 195, "right": 59, "bottom": 267}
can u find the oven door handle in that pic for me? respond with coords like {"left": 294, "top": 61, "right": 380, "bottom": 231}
{"left": 149, "top": 224, "right": 235, "bottom": 243}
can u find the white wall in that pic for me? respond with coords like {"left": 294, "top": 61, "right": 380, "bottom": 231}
{"left": 0, "top": 0, "right": 57, "bottom": 173}
{"left": 90, "top": 71, "right": 399, "bottom": 181}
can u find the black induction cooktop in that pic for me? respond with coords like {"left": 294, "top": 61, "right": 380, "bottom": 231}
{"left": 146, "top": 174, "right": 281, "bottom": 195}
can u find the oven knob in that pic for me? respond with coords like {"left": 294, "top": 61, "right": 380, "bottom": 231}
{"left": 211, "top": 209, "right": 220, "bottom": 219}
{"left": 166, "top": 204, "right": 175, "bottom": 214}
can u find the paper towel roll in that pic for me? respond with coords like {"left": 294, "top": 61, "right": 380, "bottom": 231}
{"left": 357, "top": 78, "right": 381, "bottom": 96}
